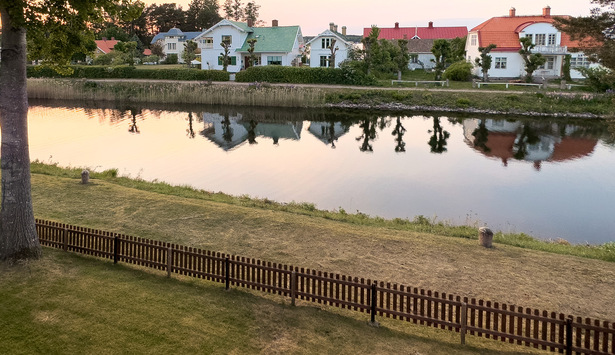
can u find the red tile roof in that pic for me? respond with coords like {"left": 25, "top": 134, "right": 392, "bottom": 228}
{"left": 364, "top": 24, "right": 467, "bottom": 40}
{"left": 95, "top": 39, "right": 119, "bottom": 54}
{"left": 471, "top": 14, "right": 580, "bottom": 51}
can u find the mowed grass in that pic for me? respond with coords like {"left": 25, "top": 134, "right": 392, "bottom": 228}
{"left": 28, "top": 163, "right": 615, "bottom": 323}
{"left": 0, "top": 249, "right": 548, "bottom": 355}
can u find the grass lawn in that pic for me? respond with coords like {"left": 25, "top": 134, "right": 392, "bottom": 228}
{"left": 27, "top": 163, "right": 615, "bottom": 323}
{"left": 0, "top": 248, "right": 549, "bottom": 354}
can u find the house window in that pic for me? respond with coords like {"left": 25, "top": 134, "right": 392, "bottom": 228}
{"left": 319, "top": 55, "right": 329, "bottom": 67}
{"left": 201, "top": 37, "right": 213, "bottom": 49}
{"left": 525, "top": 34, "right": 533, "bottom": 43}
{"left": 470, "top": 35, "right": 477, "bottom": 46}
{"left": 267, "top": 56, "right": 282, "bottom": 65}
{"left": 495, "top": 57, "right": 507, "bottom": 69}
{"left": 218, "top": 56, "right": 237, "bottom": 65}
{"left": 570, "top": 55, "right": 590, "bottom": 68}
{"left": 535, "top": 34, "right": 546, "bottom": 45}
{"left": 539, "top": 57, "right": 555, "bottom": 70}
{"left": 411, "top": 55, "right": 419, "bottom": 64}
{"left": 167, "top": 43, "right": 177, "bottom": 51}
{"left": 321, "top": 38, "right": 332, "bottom": 49}
{"left": 548, "top": 34, "right": 556, "bottom": 45}
{"left": 222, "top": 35, "right": 232, "bottom": 45}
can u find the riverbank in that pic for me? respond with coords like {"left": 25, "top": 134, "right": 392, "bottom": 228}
{"left": 29, "top": 162, "right": 615, "bottom": 320}
{"left": 27, "top": 78, "right": 615, "bottom": 118}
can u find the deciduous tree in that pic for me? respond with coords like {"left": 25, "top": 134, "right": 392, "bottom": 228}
{"left": 431, "top": 39, "right": 451, "bottom": 80}
{"left": 519, "top": 37, "right": 546, "bottom": 82}
{"left": 182, "top": 39, "right": 198, "bottom": 66}
{"left": 474, "top": 44, "right": 496, "bottom": 82}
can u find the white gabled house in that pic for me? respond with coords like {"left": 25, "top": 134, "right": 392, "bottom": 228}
{"left": 150, "top": 28, "right": 202, "bottom": 63}
{"left": 465, "top": 6, "right": 600, "bottom": 80}
{"left": 195, "top": 19, "right": 304, "bottom": 72}
{"left": 306, "top": 23, "right": 361, "bottom": 68}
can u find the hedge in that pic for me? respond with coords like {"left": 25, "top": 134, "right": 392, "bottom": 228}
{"left": 27, "top": 65, "right": 230, "bottom": 81}
{"left": 235, "top": 66, "right": 376, "bottom": 86}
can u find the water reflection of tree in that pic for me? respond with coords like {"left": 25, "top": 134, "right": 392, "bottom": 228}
{"left": 221, "top": 114, "right": 233, "bottom": 143}
{"left": 247, "top": 120, "right": 258, "bottom": 144}
{"left": 127, "top": 107, "right": 141, "bottom": 134}
{"left": 428, "top": 116, "right": 450, "bottom": 153}
{"left": 392, "top": 116, "right": 406, "bottom": 152}
{"left": 186, "top": 112, "right": 195, "bottom": 139}
{"left": 472, "top": 119, "right": 490, "bottom": 153}
{"left": 513, "top": 124, "right": 540, "bottom": 160}
{"left": 356, "top": 117, "right": 378, "bottom": 152}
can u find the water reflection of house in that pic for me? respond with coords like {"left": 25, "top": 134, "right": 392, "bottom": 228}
{"left": 463, "top": 119, "right": 597, "bottom": 170}
{"left": 307, "top": 122, "right": 349, "bottom": 147}
{"left": 200, "top": 112, "right": 303, "bottom": 150}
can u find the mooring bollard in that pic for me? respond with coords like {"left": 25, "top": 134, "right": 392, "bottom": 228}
{"left": 81, "top": 169, "right": 90, "bottom": 184}
{"left": 479, "top": 227, "right": 493, "bottom": 248}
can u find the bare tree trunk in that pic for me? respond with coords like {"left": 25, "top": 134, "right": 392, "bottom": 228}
{"left": 0, "top": 8, "right": 41, "bottom": 261}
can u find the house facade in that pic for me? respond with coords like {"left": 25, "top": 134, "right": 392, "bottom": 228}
{"left": 195, "top": 19, "right": 304, "bottom": 72}
{"left": 364, "top": 22, "right": 468, "bottom": 70}
{"left": 151, "top": 28, "right": 202, "bottom": 63}
{"left": 307, "top": 23, "right": 361, "bottom": 68}
{"left": 465, "top": 7, "right": 598, "bottom": 80}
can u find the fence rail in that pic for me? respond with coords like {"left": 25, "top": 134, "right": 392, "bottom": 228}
{"left": 36, "top": 219, "right": 615, "bottom": 355}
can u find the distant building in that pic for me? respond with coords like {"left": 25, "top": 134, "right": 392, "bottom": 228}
{"left": 94, "top": 38, "right": 119, "bottom": 56}
{"left": 465, "top": 6, "right": 600, "bottom": 80}
{"left": 364, "top": 22, "right": 468, "bottom": 70}
{"left": 307, "top": 22, "right": 362, "bottom": 68}
{"left": 151, "top": 28, "right": 202, "bottom": 63}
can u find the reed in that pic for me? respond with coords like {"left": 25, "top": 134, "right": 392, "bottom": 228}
{"left": 27, "top": 79, "right": 326, "bottom": 108}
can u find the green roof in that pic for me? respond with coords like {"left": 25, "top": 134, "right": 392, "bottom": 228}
{"left": 228, "top": 20, "right": 252, "bottom": 33}
{"left": 237, "top": 26, "right": 300, "bottom": 53}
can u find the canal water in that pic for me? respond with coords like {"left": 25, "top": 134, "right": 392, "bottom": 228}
{"left": 25, "top": 100, "right": 615, "bottom": 244}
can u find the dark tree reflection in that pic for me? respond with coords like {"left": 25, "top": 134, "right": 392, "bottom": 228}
{"left": 127, "top": 107, "right": 141, "bottom": 134}
{"left": 392, "top": 116, "right": 406, "bottom": 153}
{"left": 356, "top": 117, "right": 378, "bottom": 152}
{"left": 428, "top": 116, "right": 449, "bottom": 153}
{"left": 247, "top": 120, "right": 258, "bottom": 144}
{"left": 513, "top": 124, "right": 540, "bottom": 160}
{"left": 472, "top": 119, "right": 490, "bottom": 153}
{"left": 221, "top": 114, "right": 233, "bottom": 143}
{"left": 186, "top": 112, "right": 195, "bottom": 139}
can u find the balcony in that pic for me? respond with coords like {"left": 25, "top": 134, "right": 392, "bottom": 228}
{"left": 532, "top": 45, "right": 568, "bottom": 55}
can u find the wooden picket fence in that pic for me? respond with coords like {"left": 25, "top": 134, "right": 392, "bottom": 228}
{"left": 36, "top": 219, "right": 615, "bottom": 355}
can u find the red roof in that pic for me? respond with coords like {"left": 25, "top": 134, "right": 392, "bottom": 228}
{"left": 363, "top": 23, "right": 467, "bottom": 40}
{"left": 95, "top": 39, "right": 119, "bottom": 54}
{"left": 471, "top": 14, "right": 579, "bottom": 51}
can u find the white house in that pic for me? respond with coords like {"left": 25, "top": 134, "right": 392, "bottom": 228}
{"left": 465, "top": 6, "right": 600, "bottom": 80}
{"left": 195, "top": 19, "right": 304, "bottom": 72}
{"left": 306, "top": 23, "right": 361, "bottom": 68}
{"left": 150, "top": 28, "right": 202, "bottom": 63}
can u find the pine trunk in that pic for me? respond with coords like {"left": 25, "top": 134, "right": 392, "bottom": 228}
{"left": 0, "top": 9, "right": 41, "bottom": 261}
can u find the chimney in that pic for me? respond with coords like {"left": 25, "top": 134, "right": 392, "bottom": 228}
{"left": 272, "top": 19, "right": 278, "bottom": 27}
{"left": 102, "top": 37, "right": 107, "bottom": 41}
{"left": 329, "top": 22, "right": 335, "bottom": 31}
{"left": 247, "top": 18, "right": 254, "bottom": 27}
{"left": 111, "top": 37, "right": 115, "bottom": 41}
{"left": 395, "top": 22, "right": 399, "bottom": 29}
{"left": 428, "top": 21, "right": 433, "bottom": 28}
{"left": 342, "top": 26, "right": 347, "bottom": 35}
{"left": 543, "top": 6, "right": 551, "bottom": 17}
{"left": 509, "top": 7, "right": 516, "bottom": 17}
{"left": 334, "top": 25, "right": 338, "bottom": 32}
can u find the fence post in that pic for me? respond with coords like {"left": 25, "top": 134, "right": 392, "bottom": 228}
{"left": 62, "top": 228, "right": 68, "bottom": 251}
{"left": 113, "top": 235, "right": 119, "bottom": 264}
{"left": 167, "top": 247, "right": 173, "bottom": 278}
{"left": 225, "top": 257, "right": 230, "bottom": 290}
{"left": 565, "top": 318, "right": 573, "bottom": 355}
{"left": 369, "top": 282, "right": 378, "bottom": 326}
{"left": 460, "top": 302, "right": 468, "bottom": 345}
{"left": 290, "top": 270, "right": 297, "bottom": 306}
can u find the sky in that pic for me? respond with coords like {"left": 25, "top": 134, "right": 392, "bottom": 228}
{"left": 141, "top": 0, "right": 596, "bottom": 35}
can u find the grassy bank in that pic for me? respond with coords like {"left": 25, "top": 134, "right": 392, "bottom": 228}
{"left": 26, "top": 78, "right": 615, "bottom": 116}
{"left": 1, "top": 249, "right": 546, "bottom": 354}
{"left": 29, "top": 162, "right": 615, "bottom": 321}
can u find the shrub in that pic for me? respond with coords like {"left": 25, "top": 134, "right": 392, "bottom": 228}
{"left": 143, "top": 55, "right": 160, "bottom": 64}
{"left": 578, "top": 67, "right": 615, "bottom": 92}
{"left": 443, "top": 60, "right": 473, "bottom": 81}
{"left": 162, "top": 54, "right": 178, "bottom": 65}
{"left": 27, "top": 65, "right": 230, "bottom": 81}
{"left": 235, "top": 65, "right": 376, "bottom": 86}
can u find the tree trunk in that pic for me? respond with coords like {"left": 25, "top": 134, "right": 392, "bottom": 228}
{"left": 0, "top": 9, "right": 41, "bottom": 261}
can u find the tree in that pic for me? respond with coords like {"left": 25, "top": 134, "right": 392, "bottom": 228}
{"left": 182, "top": 40, "right": 198, "bottom": 66}
{"left": 449, "top": 36, "right": 467, "bottom": 63}
{"left": 519, "top": 37, "right": 546, "bottom": 82}
{"left": 431, "top": 39, "right": 452, "bottom": 80}
{"left": 246, "top": 38, "right": 258, "bottom": 67}
{"left": 220, "top": 37, "right": 232, "bottom": 71}
{"left": 474, "top": 44, "right": 497, "bottom": 82}
{"left": 393, "top": 39, "right": 410, "bottom": 80}
{"left": 361, "top": 26, "right": 380, "bottom": 75}
{"left": 243, "top": 1, "right": 262, "bottom": 25}
{"left": 327, "top": 38, "right": 338, "bottom": 68}
{"left": 147, "top": 3, "right": 185, "bottom": 33}
{"left": 555, "top": 0, "right": 615, "bottom": 70}
{"left": 150, "top": 42, "right": 165, "bottom": 59}
{"left": 185, "top": 0, "right": 221, "bottom": 31}
{"left": 114, "top": 41, "right": 139, "bottom": 65}
{"left": 0, "top": 1, "right": 141, "bottom": 262}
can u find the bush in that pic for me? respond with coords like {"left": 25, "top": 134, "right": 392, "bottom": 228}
{"left": 143, "top": 55, "right": 160, "bottom": 64}
{"left": 27, "top": 65, "right": 230, "bottom": 81}
{"left": 443, "top": 60, "right": 473, "bottom": 81}
{"left": 162, "top": 54, "right": 178, "bottom": 65}
{"left": 235, "top": 65, "right": 376, "bottom": 86}
{"left": 578, "top": 67, "right": 615, "bottom": 92}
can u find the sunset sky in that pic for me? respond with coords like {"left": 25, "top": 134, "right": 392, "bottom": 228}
{"left": 141, "top": 0, "right": 595, "bottom": 35}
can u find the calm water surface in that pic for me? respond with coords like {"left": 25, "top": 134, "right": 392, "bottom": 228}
{"left": 26, "top": 100, "right": 615, "bottom": 244}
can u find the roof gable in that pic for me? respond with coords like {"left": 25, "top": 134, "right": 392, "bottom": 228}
{"left": 197, "top": 19, "right": 252, "bottom": 39}
{"left": 237, "top": 26, "right": 300, "bottom": 53}
{"left": 364, "top": 25, "right": 467, "bottom": 40}
{"left": 306, "top": 29, "right": 352, "bottom": 46}
{"left": 95, "top": 39, "right": 119, "bottom": 54}
{"left": 407, "top": 38, "right": 435, "bottom": 53}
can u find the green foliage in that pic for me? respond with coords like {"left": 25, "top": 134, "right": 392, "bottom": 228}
{"left": 431, "top": 39, "right": 451, "bottom": 80}
{"left": 519, "top": 37, "right": 546, "bottom": 82}
{"left": 182, "top": 40, "right": 198, "bottom": 67}
{"left": 220, "top": 38, "right": 232, "bottom": 72}
{"left": 578, "top": 67, "right": 615, "bottom": 92}
{"left": 163, "top": 54, "right": 178, "bottom": 65}
{"left": 443, "top": 60, "right": 473, "bottom": 81}
{"left": 149, "top": 42, "right": 165, "bottom": 58}
{"left": 143, "top": 55, "right": 160, "bottom": 64}
{"left": 27, "top": 65, "right": 230, "bottom": 81}
{"left": 475, "top": 44, "right": 496, "bottom": 82}
{"left": 449, "top": 36, "right": 467, "bottom": 63}
{"left": 563, "top": 54, "right": 572, "bottom": 81}
{"left": 113, "top": 41, "right": 139, "bottom": 66}
{"left": 235, "top": 66, "right": 376, "bottom": 86}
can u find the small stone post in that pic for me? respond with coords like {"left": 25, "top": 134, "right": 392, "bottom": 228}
{"left": 478, "top": 227, "right": 493, "bottom": 248}
{"left": 81, "top": 169, "right": 90, "bottom": 184}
